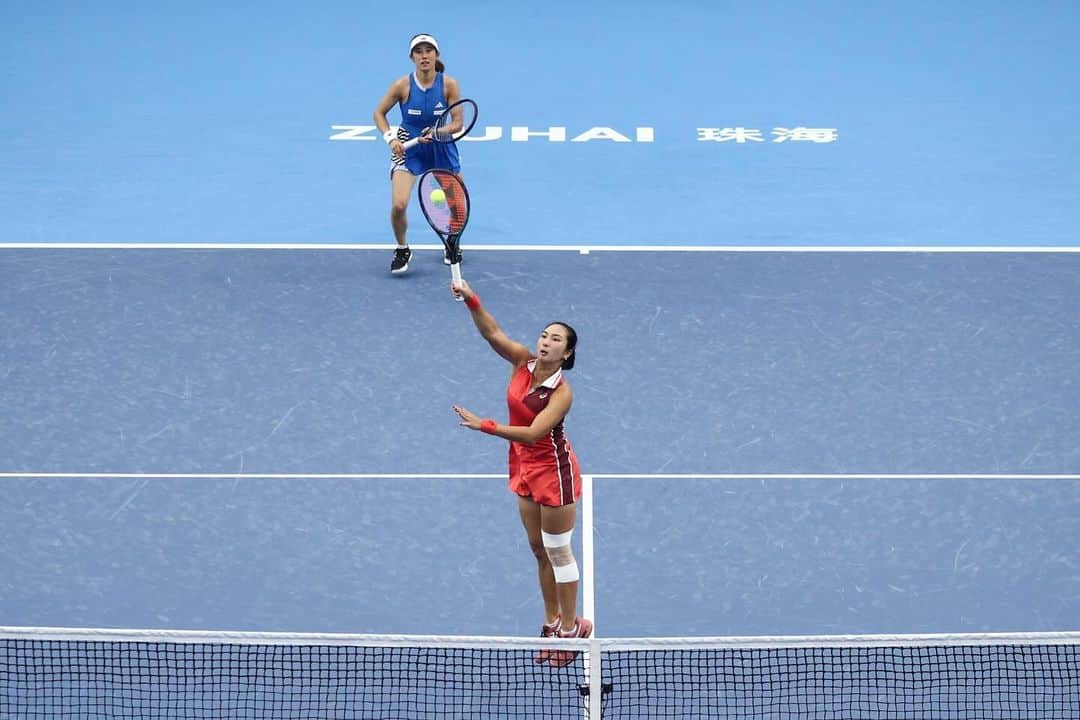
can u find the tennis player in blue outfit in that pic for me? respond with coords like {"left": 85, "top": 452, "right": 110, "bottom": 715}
{"left": 373, "top": 34, "right": 463, "bottom": 274}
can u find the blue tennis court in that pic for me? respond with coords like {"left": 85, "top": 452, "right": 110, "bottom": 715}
{"left": 2, "top": 0, "right": 1079, "bottom": 658}
{"left": 3, "top": 248, "right": 1078, "bottom": 640}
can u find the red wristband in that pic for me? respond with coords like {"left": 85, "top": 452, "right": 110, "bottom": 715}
{"left": 480, "top": 419, "right": 497, "bottom": 434}
{"left": 465, "top": 293, "right": 481, "bottom": 310}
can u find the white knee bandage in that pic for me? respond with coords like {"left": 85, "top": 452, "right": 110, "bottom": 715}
{"left": 542, "top": 529, "right": 579, "bottom": 584}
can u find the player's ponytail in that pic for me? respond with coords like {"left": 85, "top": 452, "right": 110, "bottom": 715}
{"left": 435, "top": 59, "right": 445, "bottom": 73}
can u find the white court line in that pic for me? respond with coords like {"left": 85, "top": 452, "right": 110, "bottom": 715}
{"left": 2, "top": 472, "right": 1078, "bottom": 480}
{"left": 592, "top": 473, "right": 1080, "bottom": 480}
{"left": 581, "top": 475, "right": 596, "bottom": 623}
{"left": 0, "top": 473, "right": 507, "bottom": 479}
{"left": 2, "top": 242, "right": 1080, "bottom": 252}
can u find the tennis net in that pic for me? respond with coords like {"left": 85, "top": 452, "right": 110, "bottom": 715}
{"left": 2, "top": 627, "right": 1079, "bottom": 719}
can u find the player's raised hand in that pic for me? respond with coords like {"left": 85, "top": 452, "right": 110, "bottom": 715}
{"left": 451, "top": 278, "right": 475, "bottom": 302}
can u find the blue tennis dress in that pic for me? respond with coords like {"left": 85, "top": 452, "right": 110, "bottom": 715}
{"left": 394, "top": 72, "right": 461, "bottom": 175}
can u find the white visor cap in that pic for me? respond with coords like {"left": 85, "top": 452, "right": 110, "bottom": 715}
{"left": 410, "top": 34, "right": 439, "bottom": 53}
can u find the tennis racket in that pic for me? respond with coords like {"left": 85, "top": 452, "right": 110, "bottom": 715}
{"left": 417, "top": 169, "right": 470, "bottom": 299}
{"left": 401, "top": 98, "right": 478, "bottom": 149}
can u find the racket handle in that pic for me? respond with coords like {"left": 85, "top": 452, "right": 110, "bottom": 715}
{"left": 400, "top": 127, "right": 431, "bottom": 150}
{"left": 450, "top": 263, "right": 464, "bottom": 301}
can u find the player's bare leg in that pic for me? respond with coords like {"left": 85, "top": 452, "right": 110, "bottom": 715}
{"left": 539, "top": 503, "right": 580, "bottom": 630}
{"left": 518, "top": 496, "right": 560, "bottom": 624}
{"left": 519, "top": 496, "right": 563, "bottom": 663}
{"left": 390, "top": 170, "right": 414, "bottom": 245}
{"left": 537, "top": 501, "right": 592, "bottom": 667}
{"left": 389, "top": 169, "right": 416, "bottom": 274}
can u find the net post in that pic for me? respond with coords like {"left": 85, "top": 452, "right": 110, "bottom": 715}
{"left": 581, "top": 474, "right": 599, "bottom": 717}
{"left": 588, "top": 636, "right": 603, "bottom": 719}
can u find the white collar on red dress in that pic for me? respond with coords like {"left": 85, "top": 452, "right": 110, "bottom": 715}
{"left": 527, "top": 359, "right": 563, "bottom": 389}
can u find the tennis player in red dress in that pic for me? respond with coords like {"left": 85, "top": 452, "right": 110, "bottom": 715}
{"left": 450, "top": 279, "right": 592, "bottom": 667}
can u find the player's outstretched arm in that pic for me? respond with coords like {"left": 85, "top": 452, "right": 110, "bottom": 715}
{"left": 452, "top": 383, "right": 571, "bottom": 444}
{"left": 453, "top": 280, "right": 532, "bottom": 366}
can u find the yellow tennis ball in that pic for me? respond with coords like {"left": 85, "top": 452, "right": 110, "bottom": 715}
{"left": 430, "top": 188, "right": 446, "bottom": 205}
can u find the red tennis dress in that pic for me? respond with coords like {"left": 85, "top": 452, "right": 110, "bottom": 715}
{"left": 506, "top": 359, "right": 582, "bottom": 507}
